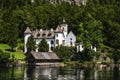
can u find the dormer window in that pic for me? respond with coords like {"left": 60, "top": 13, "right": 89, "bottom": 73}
{"left": 37, "top": 33, "right": 40, "bottom": 37}
{"left": 42, "top": 33, "right": 46, "bottom": 36}
{"left": 48, "top": 32, "right": 52, "bottom": 36}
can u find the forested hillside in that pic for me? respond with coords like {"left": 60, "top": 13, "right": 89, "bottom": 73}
{"left": 0, "top": 0, "right": 120, "bottom": 51}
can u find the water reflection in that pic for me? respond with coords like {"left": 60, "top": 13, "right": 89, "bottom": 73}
{"left": 114, "top": 66, "right": 120, "bottom": 80}
{"left": 0, "top": 66, "right": 25, "bottom": 79}
{"left": 24, "top": 66, "right": 59, "bottom": 80}
{"left": 0, "top": 66, "right": 120, "bottom": 80}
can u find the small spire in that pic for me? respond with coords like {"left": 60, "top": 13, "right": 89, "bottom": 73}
{"left": 63, "top": 17, "right": 66, "bottom": 23}
{"left": 24, "top": 27, "right": 32, "bottom": 34}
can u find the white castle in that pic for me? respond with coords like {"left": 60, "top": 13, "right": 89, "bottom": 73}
{"left": 24, "top": 19, "right": 76, "bottom": 53}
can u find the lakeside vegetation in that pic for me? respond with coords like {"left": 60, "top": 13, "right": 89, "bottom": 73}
{"left": 0, "top": 0, "right": 120, "bottom": 65}
{"left": 0, "top": 44, "right": 25, "bottom": 65}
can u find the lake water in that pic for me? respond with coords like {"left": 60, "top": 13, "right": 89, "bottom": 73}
{"left": 0, "top": 65, "right": 120, "bottom": 80}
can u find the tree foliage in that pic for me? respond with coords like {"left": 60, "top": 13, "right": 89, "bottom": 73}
{"left": 38, "top": 39, "right": 49, "bottom": 52}
{"left": 77, "top": 13, "right": 103, "bottom": 49}
{"left": 54, "top": 45, "right": 75, "bottom": 61}
{"left": 26, "top": 35, "right": 36, "bottom": 52}
{"left": 0, "top": 0, "right": 119, "bottom": 62}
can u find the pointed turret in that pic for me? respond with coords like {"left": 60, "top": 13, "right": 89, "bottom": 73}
{"left": 63, "top": 18, "right": 66, "bottom": 23}
{"left": 61, "top": 18, "right": 68, "bottom": 37}
{"left": 24, "top": 27, "right": 32, "bottom": 34}
{"left": 24, "top": 27, "right": 32, "bottom": 53}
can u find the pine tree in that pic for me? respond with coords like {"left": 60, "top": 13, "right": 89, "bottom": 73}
{"left": 38, "top": 39, "right": 49, "bottom": 52}
{"left": 26, "top": 35, "right": 36, "bottom": 52}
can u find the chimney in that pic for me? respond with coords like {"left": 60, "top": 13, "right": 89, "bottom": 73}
{"left": 40, "top": 29, "right": 43, "bottom": 32}
{"left": 51, "top": 28, "right": 53, "bottom": 31}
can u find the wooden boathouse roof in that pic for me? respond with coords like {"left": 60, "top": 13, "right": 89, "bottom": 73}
{"left": 29, "top": 51, "right": 60, "bottom": 60}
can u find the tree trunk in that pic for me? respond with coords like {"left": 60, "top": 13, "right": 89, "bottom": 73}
{"left": 11, "top": 47, "right": 14, "bottom": 52}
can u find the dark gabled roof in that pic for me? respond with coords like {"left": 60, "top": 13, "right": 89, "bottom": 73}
{"left": 24, "top": 22, "right": 67, "bottom": 38}
{"left": 24, "top": 27, "right": 32, "bottom": 34}
{"left": 30, "top": 51, "right": 60, "bottom": 60}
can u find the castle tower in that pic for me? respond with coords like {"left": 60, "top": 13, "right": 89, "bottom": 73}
{"left": 61, "top": 18, "right": 68, "bottom": 37}
{"left": 24, "top": 27, "right": 32, "bottom": 53}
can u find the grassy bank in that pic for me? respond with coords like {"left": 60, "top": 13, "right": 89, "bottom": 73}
{"left": 0, "top": 44, "right": 25, "bottom": 60}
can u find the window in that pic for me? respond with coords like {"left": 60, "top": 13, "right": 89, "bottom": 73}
{"left": 37, "top": 33, "right": 40, "bottom": 37}
{"left": 62, "top": 40, "right": 65, "bottom": 46}
{"left": 51, "top": 47, "right": 54, "bottom": 51}
{"left": 56, "top": 34, "right": 58, "bottom": 37}
{"left": 70, "top": 38, "right": 72, "bottom": 40}
{"left": 42, "top": 33, "right": 46, "bottom": 36}
{"left": 70, "top": 41, "right": 73, "bottom": 47}
{"left": 62, "top": 27, "right": 64, "bottom": 31}
{"left": 51, "top": 40, "right": 54, "bottom": 44}
{"left": 48, "top": 32, "right": 52, "bottom": 36}
{"left": 56, "top": 39, "right": 59, "bottom": 44}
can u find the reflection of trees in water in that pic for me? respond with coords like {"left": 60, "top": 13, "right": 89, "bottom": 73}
{"left": 0, "top": 66, "right": 25, "bottom": 79}
{"left": 25, "top": 66, "right": 59, "bottom": 79}
{"left": 0, "top": 66, "right": 120, "bottom": 80}
{"left": 114, "top": 66, "right": 119, "bottom": 80}
{"left": 58, "top": 67, "right": 120, "bottom": 80}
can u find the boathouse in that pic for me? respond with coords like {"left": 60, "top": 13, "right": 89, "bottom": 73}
{"left": 27, "top": 51, "right": 61, "bottom": 66}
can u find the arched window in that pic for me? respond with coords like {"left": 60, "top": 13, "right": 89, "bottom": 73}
{"left": 62, "top": 40, "right": 65, "bottom": 46}
{"left": 51, "top": 40, "right": 54, "bottom": 44}
{"left": 56, "top": 39, "right": 59, "bottom": 44}
{"left": 70, "top": 41, "right": 73, "bottom": 47}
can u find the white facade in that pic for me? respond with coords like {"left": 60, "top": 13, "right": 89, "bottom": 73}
{"left": 24, "top": 20, "right": 76, "bottom": 53}
{"left": 76, "top": 43, "right": 84, "bottom": 52}
{"left": 76, "top": 43, "right": 97, "bottom": 52}
{"left": 54, "top": 32, "right": 65, "bottom": 46}
{"left": 66, "top": 31, "right": 76, "bottom": 47}
{"left": 24, "top": 33, "right": 32, "bottom": 53}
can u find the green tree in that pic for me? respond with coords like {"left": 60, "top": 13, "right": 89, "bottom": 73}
{"left": 77, "top": 13, "right": 103, "bottom": 49}
{"left": 38, "top": 39, "right": 49, "bottom": 52}
{"left": 26, "top": 35, "right": 36, "bottom": 52}
{"left": 104, "top": 21, "right": 120, "bottom": 64}
{"left": 77, "top": 13, "right": 103, "bottom": 61}
{"left": 54, "top": 45, "right": 75, "bottom": 61}
{"left": 7, "top": 24, "right": 18, "bottom": 51}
